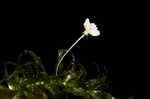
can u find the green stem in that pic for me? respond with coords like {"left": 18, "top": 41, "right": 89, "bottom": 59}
{"left": 56, "top": 34, "right": 85, "bottom": 76}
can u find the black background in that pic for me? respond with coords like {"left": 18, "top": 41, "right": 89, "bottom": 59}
{"left": 0, "top": 4, "right": 139, "bottom": 98}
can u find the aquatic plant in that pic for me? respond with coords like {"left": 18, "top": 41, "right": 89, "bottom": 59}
{"left": 0, "top": 18, "right": 135, "bottom": 99}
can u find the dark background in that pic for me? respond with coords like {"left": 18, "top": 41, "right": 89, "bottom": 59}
{"left": 0, "top": 6, "right": 138, "bottom": 98}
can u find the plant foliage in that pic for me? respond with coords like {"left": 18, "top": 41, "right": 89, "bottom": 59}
{"left": 0, "top": 50, "right": 135, "bottom": 99}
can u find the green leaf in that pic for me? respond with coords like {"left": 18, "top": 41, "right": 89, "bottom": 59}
{"left": 24, "top": 50, "right": 46, "bottom": 72}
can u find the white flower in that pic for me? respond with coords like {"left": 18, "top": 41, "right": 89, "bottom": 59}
{"left": 56, "top": 18, "right": 101, "bottom": 76}
{"left": 83, "top": 18, "right": 100, "bottom": 37}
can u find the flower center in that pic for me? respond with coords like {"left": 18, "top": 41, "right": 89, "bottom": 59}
{"left": 87, "top": 27, "right": 92, "bottom": 31}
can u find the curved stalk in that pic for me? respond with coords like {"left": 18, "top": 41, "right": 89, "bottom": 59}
{"left": 56, "top": 35, "right": 85, "bottom": 76}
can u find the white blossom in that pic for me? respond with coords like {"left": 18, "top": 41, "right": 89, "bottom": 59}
{"left": 83, "top": 18, "right": 100, "bottom": 37}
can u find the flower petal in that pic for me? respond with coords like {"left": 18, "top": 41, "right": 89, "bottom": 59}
{"left": 91, "top": 23, "right": 98, "bottom": 30}
{"left": 89, "top": 30, "right": 100, "bottom": 37}
{"left": 84, "top": 18, "right": 91, "bottom": 30}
